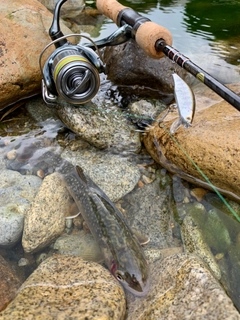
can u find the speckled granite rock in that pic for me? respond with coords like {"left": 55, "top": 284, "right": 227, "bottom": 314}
{"left": 61, "top": 148, "right": 141, "bottom": 202}
{"left": 0, "top": 255, "right": 126, "bottom": 319}
{"left": 22, "top": 173, "right": 72, "bottom": 253}
{"left": 180, "top": 213, "right": 221, "bottom": 280}
{"left": 143, "top": 83, "right": 240, "bottom": 202}
{"left": 52, "top": 230, "right": 103, "bottom": 262}
{"left": 0, "top": 170, "right": 42, "bottom": 247}
{"left": 121, "top": 176, "right": 178, "bottom": 249}
{"left": 0, "top": 256, "right": 21, "bottom": 312}
{"left": 126, "top": 253, "right": 240, "bottom": 319}
{"left": 57, "top": 100, "right": 141, "bottom": 152}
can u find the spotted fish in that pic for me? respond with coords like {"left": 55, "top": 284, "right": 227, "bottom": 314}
{"left": 170, "top": 73, "right": 196, "bottom": 134}
{"left": 56, "top": 160, "right": 150, "bottom": 297}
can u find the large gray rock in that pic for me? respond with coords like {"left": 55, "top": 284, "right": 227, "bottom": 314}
{"left": 103, "top": 39, "right": 192, "bottom": 98}
{"left": 57, "top": 100, "right": 142, "bottom": 152}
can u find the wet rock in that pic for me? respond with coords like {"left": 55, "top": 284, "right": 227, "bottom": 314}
{"left": 227, "top": 243, "right": 240, "bottom": 310}
{"left": 52, "top": 230, "right": 103, "bottom": 262}
{"left": 61, "top": 148, "right": 141, "bottom": 202}
{"left": 0, "top": 170, "right": 42, "bottom": 247}
{"left": 0, "top": 0, "right": 72, "bottom": 110}
{"left": 143, "top": 83, "right": 240, "bottom": 202}
{"left": 121, "top": 173, "right": 179, "bottom": 249}
{"left": 22, "top": 173, "right": 72, "bottom": 253}
{"left": 180, "top": 212, "right": 221, "bottom": 280}
{"left": 0, "top": 255, "right": 126, "bottom": 319}
{"left": 0, "top": 255, "right": 21, "bottom": 311}
{"left": 128, "top": 99, "right": 167, "bottom": 128}
{"left": 103, "top": 39, "right": 192, "bottom": 99}
{"left": 204, "top": 208, "right": 232, "bottom": 253}
{"left": 127, "top": 253, "right": 240, "bottom": 319}
{"left": 25, "top": 97, "right": 59, "bottom": 123}
{"left": 57, "top": 99, "right": 141, "bottom": 152}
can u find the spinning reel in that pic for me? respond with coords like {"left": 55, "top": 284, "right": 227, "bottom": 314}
{"left": 40, "top": 0, "right": 105, "bottom": 106}
{"left": 40, "top": 0, "right": 135, "bottom": 107}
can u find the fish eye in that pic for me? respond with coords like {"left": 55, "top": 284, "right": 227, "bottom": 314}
{"left": 115, "top": 270, "right": 124, "bottom": 281}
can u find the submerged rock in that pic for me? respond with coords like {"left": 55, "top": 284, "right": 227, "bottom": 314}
{"left": 0, "top": 255, "right": 126, "bottom": 319}
{"left": 143, "top": 83, "right": 240, "bottom": 202}
{"left": 57, "top": 100, "right": 141, "bottom": 152}
{"left": 204, "top": 208, "right": 232, "bottom": 253}
{"left": 22, "top": 173, "right": 72, "bottom": 253}
{"left": 0, "top": 170, "right": 42, "bottom": 247}
{"left": 127, "top": 253, "right": 240, "bottom": 319}
{"left": 0, "top": 256, "right": 21, "bottom": 312}
{"left": 180, "top": 213, "right": 221, "bottom": 280}
{"left": 52, "top": 230, "right": 103, "bottom": 262}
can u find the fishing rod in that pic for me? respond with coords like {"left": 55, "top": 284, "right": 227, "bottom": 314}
{"left": 96, "top": 0, "right": 240, "bottom": 112}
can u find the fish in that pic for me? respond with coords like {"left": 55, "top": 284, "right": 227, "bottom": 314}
{"left": 170, "top": 73, "right": 196, "bottom": 134}
{"left": 57, "top": 161, "right": 150, "bottom": 297}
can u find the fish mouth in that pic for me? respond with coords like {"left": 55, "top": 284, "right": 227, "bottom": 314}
{"left": 124, "top": 278, "right": 151, "bottom": 297}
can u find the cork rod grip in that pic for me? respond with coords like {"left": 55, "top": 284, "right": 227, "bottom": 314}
{"left": 96, "top": 0, "right": 172, "bottom": 59}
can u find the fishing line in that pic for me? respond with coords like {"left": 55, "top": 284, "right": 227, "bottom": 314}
{"left": 159, "top": 123, "right": 240, "bottom": 223}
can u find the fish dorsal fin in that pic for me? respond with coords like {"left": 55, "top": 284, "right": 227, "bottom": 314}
{"left": 76, "top": 165, "right": 88, "bottom": 185}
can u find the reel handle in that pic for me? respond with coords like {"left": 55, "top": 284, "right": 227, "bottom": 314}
{"left": 96, "top": 0, "right": 172, "bottom": 59}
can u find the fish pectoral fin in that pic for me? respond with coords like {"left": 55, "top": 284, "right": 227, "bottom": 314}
{"left": 131, "top": 227, "right": 150, "bottom": 245}
{"left": 75, "top": 165, "right": 88, "bottom": 185}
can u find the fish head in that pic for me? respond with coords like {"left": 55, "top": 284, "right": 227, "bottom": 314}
{"left": 110, "top": 258, "right": 150, "bottom": 297}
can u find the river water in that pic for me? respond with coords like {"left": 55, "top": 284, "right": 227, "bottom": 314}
{"left": 90, "top": 0, "right": 240, "bottom": 84}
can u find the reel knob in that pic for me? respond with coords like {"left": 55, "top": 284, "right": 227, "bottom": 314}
{"left": 52, "top": 49, "right": 100, "bottom": 104}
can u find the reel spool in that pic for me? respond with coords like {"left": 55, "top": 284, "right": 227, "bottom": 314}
{"left": 50, "top": 47, "right": 100, "bottom": 104}
{"left": 40, "top": 0, "right": 104, "bottom": 106}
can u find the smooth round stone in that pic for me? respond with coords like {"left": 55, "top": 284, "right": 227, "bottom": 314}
{"left": 22, "top": 173, "right": 72, "bottom": 253}
{"left": 0, "top": 255, "right": 126, "bottom": 319}
{"left": 0, "top": 170, "right": 42, "bottom": 247}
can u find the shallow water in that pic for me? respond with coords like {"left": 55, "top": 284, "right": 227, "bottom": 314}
{"left": 1, "top": 0, "right": 240, "bottom": 315}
